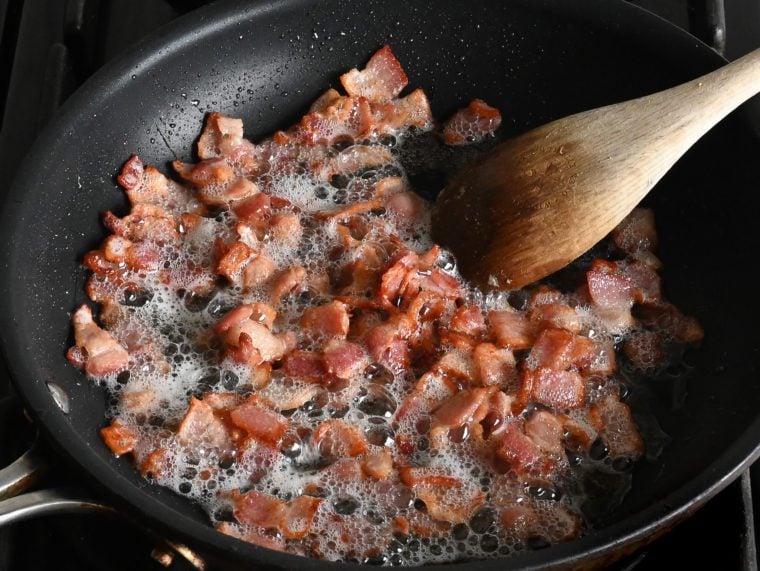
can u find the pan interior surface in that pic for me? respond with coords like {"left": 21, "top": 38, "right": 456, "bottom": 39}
{"left": 1, "top": 0, "right": 759, "bottom": 568}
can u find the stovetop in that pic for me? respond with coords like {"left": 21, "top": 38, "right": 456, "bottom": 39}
{"left": 0, "top": 1, "right": 759, "bottom": 570}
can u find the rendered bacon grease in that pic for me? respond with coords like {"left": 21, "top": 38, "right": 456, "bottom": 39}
{"left": 67, "top": 46, "right": 704, "bottom": 565}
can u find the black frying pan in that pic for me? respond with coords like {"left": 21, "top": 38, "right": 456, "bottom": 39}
{"left": 1, "top": 0, "right": 760, "bottom": 569}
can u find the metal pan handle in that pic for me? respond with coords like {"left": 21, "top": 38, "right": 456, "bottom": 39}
{"left": 0, "top": 396, "right": 206, "bottom": 570}
{"left": 0, "top": 432, "right": 114, "bottom": 525}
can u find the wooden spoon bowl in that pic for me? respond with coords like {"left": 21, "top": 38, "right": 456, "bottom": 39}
{"left": 432, "top": 46, "right": 760, "bottom": 290}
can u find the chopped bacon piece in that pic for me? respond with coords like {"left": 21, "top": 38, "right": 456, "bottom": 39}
{"left": 258, "top": 381, "right": 322, "bottom": 411}
{"left": 524, "top": 410, "right": 564, "bottom": 455}
{"left": 298, "top": 96, "right": 373, "bottom": 146}
{"left": 100, "top": 421, "right": 138, "bottom": 456}
{"left": 488, "top": 310, "right": 536, "bottom": 349}
{"left": 580, "top": 338, "right": 617, "bottom": 376}
{"left": 309, "top": 88, "right": 342, "bottom": 113}
{"left": 586, "top": 260, "right": 635, "bottom": 311}
{"left": 478, "top": 390, "right": 514, "bottom": 439}
{"left": 283, "top": 350, "right": 326, "bottom": 378}
{"left": 589, "top": 395, "right": 644, "bottom": 459}
{"left": 322, "top": 339, "right": 368, "bottom": 380}
{"left": 314, "top": 419, "right": 368, "bottom": 459}
{"left": 340, "top": 45, "right": 408, "bottom": 103}
{"left": 364, "top": 312, "right": 413, "bottom": 359}
{"left": 102, "top": 209, "right": 180, "bottom": 245}
{"left": 635, "top": 302, "right": 704, "bottom": 344}
{"left": 118, "top": 156, "right": 176, "bottom": 208}
{"left": 318, "top": 144, "right": 395, "bottom": 181}
{"left": 619, "top": 259, "right": 662, "bottom": 304}
{"left": 233, "top": 490, "right": 285, "bottom": 528}
{"left": 372, "top": 88, "right": 433, "bottom": 132}
{"left": 268, "top": 213, "right": 302, "bottom": 247}
{"left": 398, "top": 467, "right": 485, "bottom": 524}
{"left": 174, "top": 158, "right": 258, "bottom": 205}
{"left": 174, "top": 157, "right": 236, "bottom": 188}
{"left": 362, "top": 449, "right": 394, "bottom": 480}
{"left": 500, "top": 503, "right": 581, "bottom": 543}
{"left": 526, "top": 328, "right": 575, "bottom": 371}
{"left": 197, "top": 112, "right": 244, "bottom": 160}
{"left": 67, "top": 305, "right": 129, "bottom": 377}
{"left": 450, "top": 305, "right": 486, "bottom": 337}
{"left": 434, "top": 349, "right": 476, "bottom": 380}
{"left": 116, "top": 155, "right": 145, "bottom": 192}
{"left": 493, "top": 420, "right": 557, "bottom": 477}
{"left": 520, "top": 367, "right": 585, "bottom": 409}
{"left": 397, "top": 372, "right": 458, "bottom": 424}
{"left": 300, "top": 301, "right": 350, "bottom": 339}
{"left": 379, "top": 251, "right": 420, "bottom": 310}
{"left": 432, "top": 388, "right": 489, "bottom": 430}
{"left": 177, "top": 397, "right": 231, "bottom": 449}
{"left": 270, "top": 266, "right": 307, "bottom": 305}
{"left": 230, "top": 399, "right": 288, "bottom": 446}
{"left": 529, "top": 302, "right": 582, "bottom": 333}
{"left": 280, "top": 495, "right": 323, "bottom": 540}
{"left": 419, "top": 268, "right": 461, "bottom": 298}
{"left": 120, "top": 389, "right": 155, "bottom": 413}
{"left": 216, "top": 240, "right": 257, "bottom": 284}
{"left": 243, "top": 253, "right": 277, "bottom": 290}
{"left": 612, "top": 207, "right": 658, "bottom": 253}
{"left": 442, "top": 99, "right": 502, "bottom": 145}
{"left": 139, "top": 447, "right": 171, "bottom": 478}
{"left": 216, "top": 304, "right": 290, "bottom": 363}
{"left": 233, "top": 192, "right": 271, "bottom": 226}
{"left": 473, "top": 343, "right": 516, "bottom": 387}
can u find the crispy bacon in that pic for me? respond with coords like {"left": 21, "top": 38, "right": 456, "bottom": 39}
{"left": 488, "top": 310, "right": 536, "bottom": 349}
{"left": 372, "top": 88, "right": 433, "bottom": 132}
{"left": 197, "top": 112, "right": 245, "bottom": 160}
{"left": 398, "top": 467, "right": 485, "bottom": 524}
{"left": 450, "top": 305, "right": 486, "bottom": 338}
{"left": 362, "top": 449, "right": 393, "bottom": 480}
{"left": 230, "top": 399, "right": 288, "bottom": 446}
{"left": 298, "top": 95, "right": 373, "bottom": 146}
{"left": 313, "top": 419, "right": 368, "bottom": 459}
{"left": 586, "top": 259, "right": 635, "bottom": 311}
{"left": 100, "top": 421, "right": 138, "bottom": 456}
{"left": 442, "top": 99, "right": 502, "bottom": 145}
{"left": 493, "top": 420, "right": 557, "bottom": 477}
{"left": 232, "top": 491, "right": 322, "bottom": 540}
{"left": 216, "top": 303, "right": 291, "bottom": 363}
{"left": 589, "top": 394, "right": 644, "bottom": 459}
{"left": 177, "top": 397, "right": 231, "bottom": 450}
{"left": 67, "top": 305, "right": 129, "bottom": 377}
{"left": 473, "top": 343, "right": 516, "bottom": 387}
{"left": 270, "top": 266, "right": 307, "bottom": 305}
{"left": 520, "top": 367, "right": 585, "bottom": 409}
{"left": 300, "top": 301, "right": 350, "bottom": 339}
{"left": 340, "top": 45, "right": 408, "bottom": 103}
{"left": 322, "top": 339, "right": 368, "bottom": 380}
{"left": 216, "top": 240, "right": 257, "bottom": 284}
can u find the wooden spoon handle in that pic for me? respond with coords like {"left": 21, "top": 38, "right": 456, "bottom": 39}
{"left": 619, "top": 46, "right": 760, "bottom": 181}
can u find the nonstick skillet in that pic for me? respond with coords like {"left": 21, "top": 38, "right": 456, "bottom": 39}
{"left": 1, "top": 0, "right": 760, "bottom": 569}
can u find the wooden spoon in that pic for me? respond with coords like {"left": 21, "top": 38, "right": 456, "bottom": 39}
{"left": 432, "top": 47, "right": 760, "bottom": 290}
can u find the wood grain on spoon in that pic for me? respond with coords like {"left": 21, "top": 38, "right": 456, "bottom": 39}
{"left": 432, "top": 46, "right": 760, "bottom": 290}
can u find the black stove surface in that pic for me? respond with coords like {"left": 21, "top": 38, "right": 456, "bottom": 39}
{"left": 0, "top": 1, "right": 759, "bottom": 570}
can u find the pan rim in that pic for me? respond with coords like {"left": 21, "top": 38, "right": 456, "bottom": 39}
{"left": 0, "top": 0, "right": 757, "bottom": 568}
